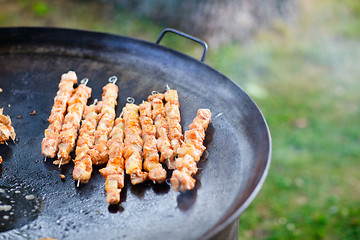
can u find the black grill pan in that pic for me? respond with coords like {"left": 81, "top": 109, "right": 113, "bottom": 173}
{"left": 0, "top": 27, "right": 271, "bottom": 240}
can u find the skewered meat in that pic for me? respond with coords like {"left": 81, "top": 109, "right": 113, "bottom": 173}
{"left": 139, "top": 101, "right": 166, "bottom": 184}
{"left": 148, "top": 93, "right": 175, "bottom": 169}
{"left": 0, "top": 108, "right": 15, "bottom": 144}
{"left": 88, "top": 82, "right": 118, "bottom": 165}
{"left": 123, "top": 103, "right": 148, "bottom": 185}
{"left": 73, "top": 102, "right": 99, "bottom": 184}
{"left": 41, "top": 71, "right": 77, "bottom": 158}
{"left": 0, "top": 108, "right": 16, "bottom": 163}
{"left": 54, "top": 81, "right": 92, "bottom": 166}
{"left": 99, "top": 116, "right": 125, "bottom": 204}
{"left": 170, "top": 109, "right": 211, "bottom": 192}
{"left": 164, "top": 89, "right": 183, "bottom": 156}
{"left": 39, "top": 76, "right": 214, "bottom": 197}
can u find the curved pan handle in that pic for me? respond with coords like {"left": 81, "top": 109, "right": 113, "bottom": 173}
{"left": 156, "top": 28, "right": 208, "bottom": 62}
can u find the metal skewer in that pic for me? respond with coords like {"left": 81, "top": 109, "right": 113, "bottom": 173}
{"left": 58, "top": 158, "right": 63, "bottom": 168}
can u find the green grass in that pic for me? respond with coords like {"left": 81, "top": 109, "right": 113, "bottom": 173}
{"left": 0, "top": 0, "right": 359, "bottom": 239}
{"left": 206, "top": 1, "right": 360, "bottom": 239}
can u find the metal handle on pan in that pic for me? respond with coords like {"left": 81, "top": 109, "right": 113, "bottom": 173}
{"left": 156, "top": 28, "right": 208, "bottom": 62}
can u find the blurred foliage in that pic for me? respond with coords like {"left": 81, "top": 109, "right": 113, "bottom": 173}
{"left": 217, "top": 1, "right": 360, "bottom": 239}
{"left": 0, "top": 0, "right": 359, "bottom": 239}
{"left": 331, "top": 0, "right": 360, "bottom": 38}
{"left": 32, "top": 1, "right": 50, "bottom": 17}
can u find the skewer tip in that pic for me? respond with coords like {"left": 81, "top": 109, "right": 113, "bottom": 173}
{"left": 165, "top": 178, "right": 171, "bottom": 186}
{"left": 172, "top": 190, "right": 177, "bottom": 201}
{"left": 58, "top": 158, "right": 63, "bottom": 168}
{"left": 77, "top": 179, "right": 80, "bottom": 188}
{"left": 44, "top": 156, "right": 47, "bottom": 162}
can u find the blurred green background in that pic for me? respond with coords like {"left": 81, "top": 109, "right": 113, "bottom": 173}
{"left": 0, "top": 0, "right": 359, "bottom": 239}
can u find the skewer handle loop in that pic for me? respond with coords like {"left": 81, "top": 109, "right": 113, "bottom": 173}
{"left": 126, "top": 97, "right": 135, "bottom": 104}
{"left": 109, "top": 76, "right": 117, "bottom": 84}
{"left": 156, "top": 28, "right": 208, "bottom": 62}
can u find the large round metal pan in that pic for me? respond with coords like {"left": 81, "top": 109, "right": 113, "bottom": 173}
{"left": 0, "top": 27, "right": 271, "bottom": 240}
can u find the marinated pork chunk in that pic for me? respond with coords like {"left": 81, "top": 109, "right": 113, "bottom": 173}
{"left": 0, "top": 108, "right": 15, "bottom": 144}
{"left": 0, "top": 108, "right": 16, "bottom": 163}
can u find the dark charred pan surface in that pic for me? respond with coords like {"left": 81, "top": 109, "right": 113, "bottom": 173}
{"left": 0, "top": 27, "right": 271, "bottom": 240}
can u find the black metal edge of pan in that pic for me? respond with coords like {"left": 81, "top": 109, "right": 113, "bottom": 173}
{"left": 204, "top": 132, "right": 272, "bottom": 239}
{"left": 0, "top": 26, "right": 272, "bottom": 239}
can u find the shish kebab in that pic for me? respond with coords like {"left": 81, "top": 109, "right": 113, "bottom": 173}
{"left": 139, "top": 101, "right": 167, "bottom": 184}
{"left": 164, "top": 89, "right": 183, "bottom": 159}
{"left": 148, "top": 93, "right": 175, "bottom": 169}
{"left": 88, "top": 76, "right": 118, "bottom": 166}
{"left": 123, "top": 102, "right": 148, "bottom": 185}
{"left": 41, "top": 71, "right": 77, "bottom": 160}
{"left": 54, "top": 78, "right": 92, "bottom": 166}
{"left": 99, "top": 115, "right": 125, "bottom": 204}
{"left": 170, "top": 109, "right": 212, "bottom": 192}
{"left": 73, "top": 101, "right": 98, "bottom": 185}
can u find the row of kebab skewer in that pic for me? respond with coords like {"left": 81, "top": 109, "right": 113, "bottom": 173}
{"left": 41, "top": 71, "right": 212, "bottom": 205}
